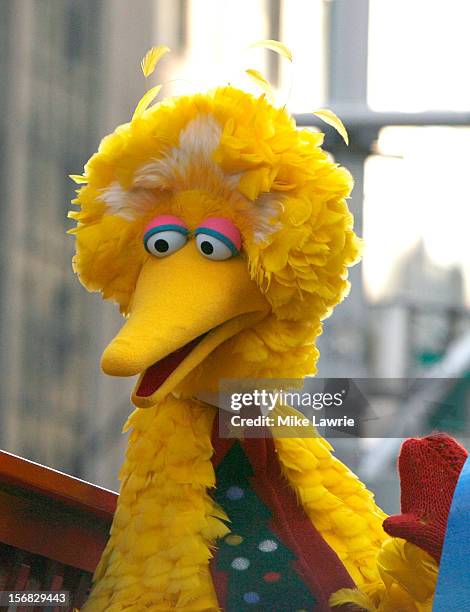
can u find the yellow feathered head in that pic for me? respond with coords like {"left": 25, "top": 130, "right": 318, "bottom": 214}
{"left": 70, "top": 85, "right": 360, "bottom": 405}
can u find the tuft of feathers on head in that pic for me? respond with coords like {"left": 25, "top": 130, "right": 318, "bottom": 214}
{"left": 71, "top": 86, "right": 359, "bottom": 320}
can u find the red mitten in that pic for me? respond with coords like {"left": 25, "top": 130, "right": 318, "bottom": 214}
{"left": 383, "top": 433, "right": 468, "bottom": 562}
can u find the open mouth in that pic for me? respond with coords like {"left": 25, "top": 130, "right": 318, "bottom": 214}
{"left": 135, "top": 334, "right": 207, "bottom": 398}
{"left": 130, "top": 310, "right": 269, "bottom": 408}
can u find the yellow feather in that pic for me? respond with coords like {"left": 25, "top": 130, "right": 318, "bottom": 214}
{"left": 312, "top": 108, "right": 349, "bottom": 145}
{"left": 245, "top": 68, "right": 273, "bottom": 97}
{"left": 330, "top": 587, "right": 374, "bottom": 611}
{"left": 377, "top": 539, "right": 437, "bottom": 603}
{"left": 140, "top": 45, "right": 170, "bottom": 78}
{"left": 69, "top": 174, "right": 87, "bottom": 184}
{"left": 132, "top": 85, "right": 162, "bottom": 121}
{"left": 249, "top": 39, "right": 293, "bottom": 62}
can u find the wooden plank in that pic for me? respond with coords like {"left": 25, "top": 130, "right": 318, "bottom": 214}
{"left": 0, "top": 450, "right": 117, "bottom": 519}
{"left": 0, "top": 490, "right": 109, "bottom": 573}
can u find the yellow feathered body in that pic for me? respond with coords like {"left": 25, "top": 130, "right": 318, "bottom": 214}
{"left": 72, "top": 85, "right": 438, "bottom": 610}
{"left": 83, "top": 397, "right": 224, "bottom": 611}
{"left": 83, "top": 397, "right": 437, "bottom": 611}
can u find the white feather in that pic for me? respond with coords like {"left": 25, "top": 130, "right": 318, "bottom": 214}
{"left": 251, "top": 193, "right": 283, "bottom": 243}
{"left": 133, "top": 115, "right": 224, "bottom": 192}
{"left": 99, "top": 183, "right": 158, "bottom": 220}
{"left": 100, "top": 114, "right": 282, "bottom": 242}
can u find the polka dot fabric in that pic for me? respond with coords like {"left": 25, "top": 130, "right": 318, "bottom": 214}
{"left": 213, "top": 442, "right": 318, "bottom": 611}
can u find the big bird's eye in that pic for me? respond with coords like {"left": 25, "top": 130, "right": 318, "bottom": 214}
{"left": 143, "top": 215, "right": 189, "bottom": 258}
{"left": 195, "top": 233, "right": 233, "bottom": 260}
{"left": 195, "top": 217, "right": 241, "bottom": 261}
{"left": 145, "top": 230, "right": 187, "bottom": 257}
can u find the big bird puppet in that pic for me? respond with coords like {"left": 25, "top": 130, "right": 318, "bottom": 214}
{"left": 70, "top": 46, "right": 469, "bottom": 611}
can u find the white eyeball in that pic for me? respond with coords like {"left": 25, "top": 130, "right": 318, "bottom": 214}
{"left": 144, "top": 230, "right": 188, "bottom": 258}
{"left": 196, "top": 233, "right": 234, "bottom": 260}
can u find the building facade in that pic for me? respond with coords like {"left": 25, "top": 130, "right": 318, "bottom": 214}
{"left": 0, "top": 0, "right": 155, "bottom": 488}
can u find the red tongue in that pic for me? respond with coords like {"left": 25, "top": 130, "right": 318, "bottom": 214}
{"left": 136, "top": 336, "right": 204, "bottom": 397}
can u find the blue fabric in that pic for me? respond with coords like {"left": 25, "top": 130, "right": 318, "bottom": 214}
{"left": 433, "top": 455, "right": 470, "bottom": 611}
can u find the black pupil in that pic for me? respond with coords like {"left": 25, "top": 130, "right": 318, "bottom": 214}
{"left": 155, "top": 238, "right": 169, "bottom": 253}
{"left": 201, "top": 240, "right": 214, "bottom": 255}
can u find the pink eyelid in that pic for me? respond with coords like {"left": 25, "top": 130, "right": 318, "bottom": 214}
{"left": 143, "top": 215, "right": 241, "bottom": 251}
{"left": 144, "top": 215, "right": 188, "bottom": 234}
{"left": 196, "top": 217, "right": 241, "bottom": 251}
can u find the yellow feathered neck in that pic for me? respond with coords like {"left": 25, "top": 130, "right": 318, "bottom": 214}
{"left": 83, "top": 397, "right": 225, "bottom": 610}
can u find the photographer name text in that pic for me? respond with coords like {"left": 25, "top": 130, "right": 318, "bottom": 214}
{"left": 230, "top": 414, "right": 355, "bottom": 428}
